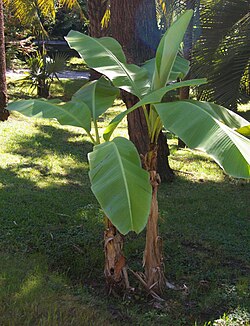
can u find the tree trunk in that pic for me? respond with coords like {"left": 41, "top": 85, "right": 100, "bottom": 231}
{"left": 121, "top": 91, "right": 149, "bottom": 156}
{"left": 104, "top": 219, "right": 129, "bottom": 293}
{"left": 87, "top": 0, "right": 108, "bottom": 38}
{"left": 157, "top": 131, "right": 175, "bottom": 182}
{"left": 0, "top": 0, "right": 9, "bottom": 122}
{"left": 37, "top": 79, "right": 50, "bottom": 98}
{"left": 87, "top": 0, "right": 108, "bottom": 80}
{"left": 110, "top": 0, "right": 174, "bottom": 182}
{"left": 178, "top": 0, "right": 195, "bottom": 148}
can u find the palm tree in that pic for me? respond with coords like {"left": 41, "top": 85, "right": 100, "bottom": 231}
{"left": 3, "top": 0, "right": 82, "bottom": 36}
{"left": 109, "top": 0, "right": 175, "bottom": 293}
{"left": 0, "top": 0, "right": 82, "bottom": 120}
{"left": 87, "top": 0, "right": 108, "bottom": 37}
{"left": 110, "top": 0, "right": 174, "bottom": 183}
{"left": 159, "top": 0, "right": 250, "bottom": 111}
{"left": 192, "top": 0, "right": 250, "bottom": 110}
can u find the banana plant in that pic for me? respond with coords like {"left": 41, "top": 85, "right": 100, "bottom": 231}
{"left": 65, "top": 10, "right": 250, "bottom": 293}
{"left": 7, "top": 10, "right": 250, "bottom": 294}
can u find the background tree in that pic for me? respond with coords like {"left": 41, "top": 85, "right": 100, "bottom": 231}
{"left": 1, "top": 0, "right": 84, "bottom": 120}
{"left": 86, "top": 0, "right": 108, "bottom": 80}
{"left": 159, "top": 0, "right": 250, "bottom": 112}
{"left": 192, "top": 0, "right": 250, "bottom": 110}
{"left": 110, "top": 0, "right": 174, "bottom": 182}
{"left": 49, "top": 2, "right": 87, "bottom": 39}
{"left": 87, "top": 0, "right": 108, "bottom": 38}
{"left": 0, "top": 0, "right": 9, "bottom": 121}
{"left": 3, "top": 0, "right": 83, "bottom": 37}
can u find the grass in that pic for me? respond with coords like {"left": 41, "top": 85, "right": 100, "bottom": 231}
{"left": 66, "top": 57, "right": 88, "bottom": 71}
{"left": 7, "top": 75, "right": 88, "bottom": 102}
{"left": 1, "top": 78, "right": 250, "bottom": 325}
{"left": 0, "top": 253, "right": 117, "bottom": 325}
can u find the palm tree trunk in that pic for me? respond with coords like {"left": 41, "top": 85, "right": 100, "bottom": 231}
{"left": 0, "top": 0, "right": 9, "bottom": 122}
{"left": 87, "top": 0, "right": 108, "bottom": 37}
{"left": 110, "top": 0, "right": 173, "bottom": 295}
{"left": 87, "top": 0, "right": 108, "bottom": 80}
{"left": 110, "top": 0, "right": 174, "bottom": 182}
{"left": 37, "top": 79, "right": 50, "bottom": 98}
{"left": 178, "top": 0, "right": 195, "bottom": 148}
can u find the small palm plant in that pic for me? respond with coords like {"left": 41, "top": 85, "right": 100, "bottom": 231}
{"left": 23, "top": 47, "right": 68, "bottom": 98}
{"left": 7, "top": 10, "right": 250, "bottom": 295}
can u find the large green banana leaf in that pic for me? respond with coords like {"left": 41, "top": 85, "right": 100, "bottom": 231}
{"left": 143, "top": 55, "right": 190, "bottom": 83}
{"left": 88, "top": 137, "right": 152, "bottom": 234}
{"left": 185, "top": 100, "right": 249, "bottom": 129}
{"left": 103, "top": 79, "right": 207, "bottom": 141}
{"left": 72, "top": 76, "right": 119, "bottom": 120}
{"left": 155, "top": 101, "right": 250, "bottom": 178}
{"left": 7, "top": 99, "right": 92, "bottom": 132}
{"left": 153, "top": 10, "right": 193, "bottom": 89}
{"left": 66, "top": 31, "right": 150, "bottom": 98}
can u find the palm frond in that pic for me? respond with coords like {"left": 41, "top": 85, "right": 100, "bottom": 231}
{"left": 36, "top": 0, "right": 56, "bottom": 19}
{"left": 193, "top": 0, "right": 250, "bottom": 109}
{"left": 3, "top": 0, "right": 83, "bottom": 36}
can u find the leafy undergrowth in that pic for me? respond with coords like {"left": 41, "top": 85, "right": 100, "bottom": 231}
{"left": 0, "top": 112, "right": 249, "bottom": 325}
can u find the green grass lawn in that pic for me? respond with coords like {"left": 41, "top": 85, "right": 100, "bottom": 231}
{"left": 1, "top": 78, "right": 250, "bottom": 325}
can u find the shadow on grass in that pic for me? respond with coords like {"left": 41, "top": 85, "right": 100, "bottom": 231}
{"left": 0, "top": 253, "right": 119, "bottom": 326}
{"left": 0, "top": 165, "right": 104, "bottom": 282}
{"left": 7, "top": 78, "right": 88, "bottom": 102}
{"left": 170, "top": 150, "right": 214, "bottom": 163}
{"left": 154, "top": 176, "right": 250, "bottom": 323}
{"left": 61, "top": 79, "right": 88, "bottom": 101}
{"left": 10, "top": 123, "right": 93, "bottom": 163}
{"left": 0, "top": 124, "right": 103, "bottom": 284}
